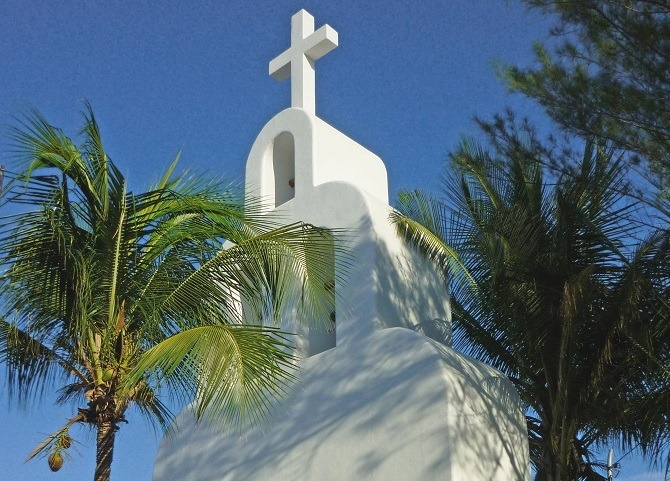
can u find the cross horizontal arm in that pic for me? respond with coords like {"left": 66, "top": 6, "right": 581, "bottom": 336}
{"left": 269, "top": 51, "right": 291, "bottom": 81}
{"left": 303, "top": 25, "right": 338, "bottom": 61}
{"left": 269, "top": 25, "right": 338, "bottom": 82}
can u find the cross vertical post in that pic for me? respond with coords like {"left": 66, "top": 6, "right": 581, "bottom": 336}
{"left": 269, "top": 10, "right": 338, "bottom": 115}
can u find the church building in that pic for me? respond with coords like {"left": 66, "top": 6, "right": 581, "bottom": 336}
{"left": 152, "top": 10, "right": 530, "bottom": 481}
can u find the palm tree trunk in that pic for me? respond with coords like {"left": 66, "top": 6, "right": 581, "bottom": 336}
{"left": 537, "top": 448, "right": 562, "bottom": 481}
{"left": 94, "top": 421, "right": 116, "bottom": 481}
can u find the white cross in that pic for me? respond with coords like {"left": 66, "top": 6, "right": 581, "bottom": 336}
{"left": 269, "top": 10, "right": 338, "bottom": 115}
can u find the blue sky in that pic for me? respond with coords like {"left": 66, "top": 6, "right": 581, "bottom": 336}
{"left": 0, "top": 1, "right": 663, "bottom": 480}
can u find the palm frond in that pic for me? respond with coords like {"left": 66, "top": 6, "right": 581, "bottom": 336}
{"left": 391, "top": 189, "right": 477, "bottom": 289}
{"left": 123, "top": 324, "right": 297, "bottom": 428}
{"left": 0, "top": 319, "right": 81, "bottom": 402}
{"left": 0, "top": 106, "right": 342, "bottom": 473}
{"left": 393, "top": 124, "right": 670, "bottom": 474}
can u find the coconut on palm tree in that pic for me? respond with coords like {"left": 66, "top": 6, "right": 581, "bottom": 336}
{"left": 0, "top": 107, "right": 336, "bottom": 481}
{"left": 391, "top": 128, "right": 669, "bottom": 480}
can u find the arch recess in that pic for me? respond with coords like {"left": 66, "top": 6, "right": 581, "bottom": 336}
{"left": 273, "top": 132, "right": 295, "bottom": 207}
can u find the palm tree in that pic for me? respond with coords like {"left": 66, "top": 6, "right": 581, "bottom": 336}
{"left": 0, "top": 107, "right": 336, "bottom": 481}
{"left": 391, "top": 131, "right": 669, "bottom": 481}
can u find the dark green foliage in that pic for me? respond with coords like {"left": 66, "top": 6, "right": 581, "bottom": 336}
{"left": 392, "top": 126, "right": 669, "bottom": 480}
{"left": 0, "top": 107, "right": 337, "bottom": 481}
{"left": 504, "top": 1, "right": 670, "bottom": 196}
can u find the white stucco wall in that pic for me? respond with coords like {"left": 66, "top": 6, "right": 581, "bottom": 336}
{"left": 153, "top": 330, "right": 529, "bottom": 481}
{"left": 244, "top": 108, "right": 451, "bottom": 350}
{"left": 152, "top": 108, "right": 530, "bottom": 481}
{"left": 246, "top": 108, "right": 388, "bottom": 211}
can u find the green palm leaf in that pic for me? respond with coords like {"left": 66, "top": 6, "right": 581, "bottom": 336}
{"left": 0, "top": 106, "right": 339, "bottom": 480}
{"left": 392, "top": 126, "right": 669, "bottom": 479}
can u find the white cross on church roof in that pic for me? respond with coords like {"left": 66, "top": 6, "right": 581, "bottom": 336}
{"left": 269, "top": 10, "right": 338, "bottom": 115}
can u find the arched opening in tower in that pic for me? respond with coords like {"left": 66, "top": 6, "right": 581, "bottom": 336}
{"left": 273, "top": 132, "right": 295, "bottom": 207}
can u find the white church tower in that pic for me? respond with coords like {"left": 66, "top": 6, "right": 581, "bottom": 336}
{"left": 152, "top": 10, "right": 530, "bottom": 481}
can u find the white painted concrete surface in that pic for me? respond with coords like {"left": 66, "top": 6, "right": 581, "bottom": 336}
{"left": 270, "top": 10, "right": 338, "bottom": 114}
{"left": 152, "top": 105, "right": 530, "bottom": 480}
{"left": 153, "top": 11, "right": 529, "bottom": 480}
{"left": 154, "top": 329, "right": 529, "bottom": 481}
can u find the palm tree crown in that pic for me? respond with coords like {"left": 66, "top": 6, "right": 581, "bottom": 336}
{"left": 0, "top": 107, "right": 336, "bottom": 481}
{"left": 392, "top": 128, "right": 669, "bottom": 481}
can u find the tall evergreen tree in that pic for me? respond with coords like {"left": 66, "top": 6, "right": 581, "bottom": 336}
{"left": 504, "top": 0, "right": 670, "bottom": 197}
{"left": 0, "top": 107, "right": 336, "bottom": 481}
